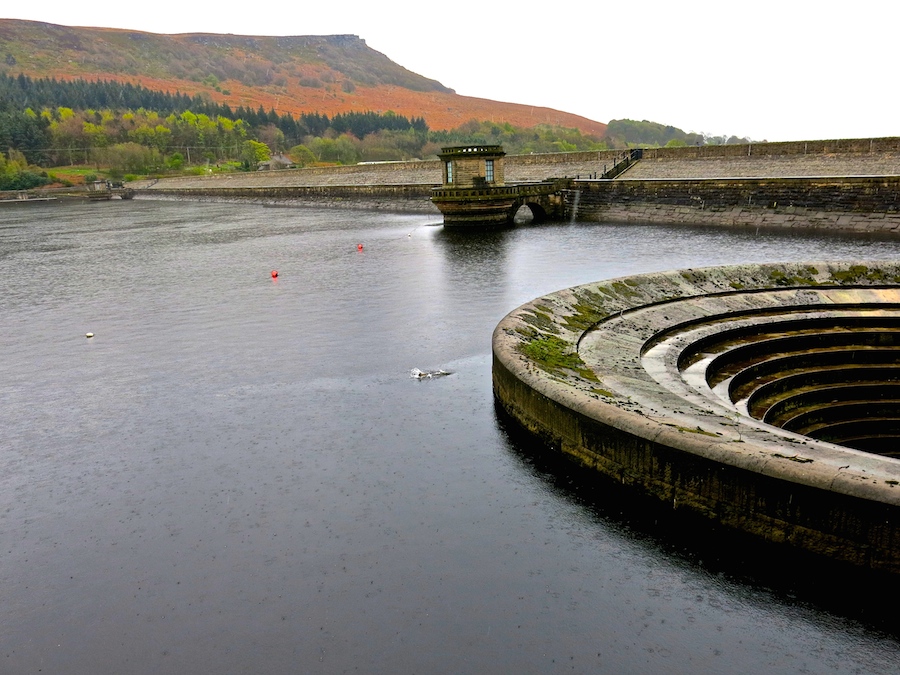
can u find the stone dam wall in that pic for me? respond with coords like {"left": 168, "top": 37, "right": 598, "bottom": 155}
{"left": 143, "top": 184, "right": 439, "bottom": 213}
{"left": 569, "top": 176, "right": 900, "bottom": 232}
{"left": 130, "top": 152, "right": 615, "bottom": 193}
{"left": 133, "top": 138, "right": 900, "bottom": 231}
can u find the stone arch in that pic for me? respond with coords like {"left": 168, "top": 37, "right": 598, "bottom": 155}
{"left": 513, "top": 201, "right": 549, "bottom": 224}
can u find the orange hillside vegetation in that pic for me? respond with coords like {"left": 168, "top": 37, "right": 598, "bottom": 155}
{"left": 0, "top": 20, "right": 608, "bottom": 135}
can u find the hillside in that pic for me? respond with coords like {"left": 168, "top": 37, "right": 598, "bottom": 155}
{"left": 0, "top": 19, "right": 607, "bottom": 136}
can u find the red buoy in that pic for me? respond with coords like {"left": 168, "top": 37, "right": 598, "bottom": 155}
{"left": 357, "top": 243, "right": 364, "bottom": 251}
{"left": 271, "top": 270, "right": 279, "bottom": 279}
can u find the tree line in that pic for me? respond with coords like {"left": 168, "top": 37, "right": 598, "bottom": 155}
{"left": 605, "top": 119, "right": 753, "bottom": 148}
{"left": 0, "top": 147, "right": 50, "bottom": 190}
{"left": 0, "top": 73, "right": 610, "bottom": 179}
{"left": 0, "top": 73, "right": 429, "bottom": 142}
{"left": 1, "top": 73, "right": 745, "bottom": 182}
{"left": 0, "top": 74, "right": 432, "bottom": 168}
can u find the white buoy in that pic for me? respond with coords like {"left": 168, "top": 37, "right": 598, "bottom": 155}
{"left": 85, "top": 333, "right": 94, "bottom": 338}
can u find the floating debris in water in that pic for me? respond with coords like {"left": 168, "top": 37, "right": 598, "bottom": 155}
{"left": 410, "top": 368, "right": 452, "bottom": 379}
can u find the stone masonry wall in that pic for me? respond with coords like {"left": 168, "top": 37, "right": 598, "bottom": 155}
{"left": 133, "top": 139, "right": 900, "bottom": 193}
{"left": 132, "top": 138, "right": 900, "bottom": 231}
{"left": 143, "top": 184, "right": 440, "bottom": 213}
{"left": 450, "top": 156, "right": 496, "bottom": 186}
{"left": 571, "top": 176, "right": 900, "bottom": 232}
{"left": 640, "top": 137, "right": 900, "bottom": 160}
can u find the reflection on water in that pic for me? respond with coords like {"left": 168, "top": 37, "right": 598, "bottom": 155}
{"left": 1, "top": 200, "right": 899, "bottom": 674}
{"left": 496, "top": 401, "right": 900, "bottom": 632}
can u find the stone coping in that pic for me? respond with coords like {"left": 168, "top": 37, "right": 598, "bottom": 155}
{"left": 494, "top": 262, "right": 900, "bottom": 502}
{"left": 493, "top": 262, "right": 900, "bottom": 569}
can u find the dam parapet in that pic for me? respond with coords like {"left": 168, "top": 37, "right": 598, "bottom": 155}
{"left": 131, "top": 137, "right": 900, "bottom": 231}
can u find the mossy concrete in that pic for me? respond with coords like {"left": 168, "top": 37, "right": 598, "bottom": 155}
{"left": 493, "top": 261, "right": 900, "bottom": 572}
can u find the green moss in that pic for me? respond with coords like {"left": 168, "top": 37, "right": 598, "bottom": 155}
{"left": 681, "top": 270, "right": 708, "bottom": 284}
{"left": 767, "top": 266, "right": 819, "bottom": 287}
{"left": 591, "top": 387, "right": 616, "bottom": 398}
{"left": 830, "top": 265, "right": 870, "bottom": 283}
{"left": 829, "top": 265, "right": 900, "bottom": 285}
{"left": 611, "top": 280, "right": 640, "bottom": 298}
{"left": 563, "top": 290, "right": 609, "bottom": 331}
{"left": 519, "top": 308, "right": 559, "bottom": 334}
{"left": 518, "top": 335, "right": 597, "bottom": 380}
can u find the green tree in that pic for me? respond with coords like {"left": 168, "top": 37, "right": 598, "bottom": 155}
{"left": 0, "top": 149, "right": 50, "bottom": 190}
{"left": 309, "top": 135, "right": 359, "bottom": 164}
{"left": 288, "top": 144, "right": 317, "bottom": 167}
{"left": 82, "top": 121, "right": 109, "bottom": 148}
{"left": 5, "top": 148, "right": 28, "bottom": 172}
{"left": 95, "top": 142, "right": 161, "bottom": 175}
{"left": 240, "top": 140, "right": 271, "bottom": 169}
{"left": 167, "top": 152, "right": 184, "bottom": 170}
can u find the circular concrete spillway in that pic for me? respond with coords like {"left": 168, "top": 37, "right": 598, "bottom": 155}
{"left": 492, "top": 262, "right": 900, "bottom": 572}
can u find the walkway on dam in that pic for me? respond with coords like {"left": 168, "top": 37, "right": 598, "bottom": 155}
{"left": 129, "top": 155, "right": 607, "bottom": 191}
{"left": 130, "top": 146, "right": 900, "bottom": 193}
{"left": 619, "top": 151, "right": 900, "bottom": 180}
{"left": 129, "top": 162, "right": 443, "bottom": 190}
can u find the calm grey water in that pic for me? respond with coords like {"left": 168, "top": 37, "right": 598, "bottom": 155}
{"left": 2, "top": 200, "right": 899, "bottom": 674}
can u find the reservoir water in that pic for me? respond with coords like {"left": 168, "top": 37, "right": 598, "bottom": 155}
{"left": 2, "top": 200, "right": 899, "bottom": 674}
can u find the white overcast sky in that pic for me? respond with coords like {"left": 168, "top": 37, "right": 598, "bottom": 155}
{"left": 3, "top": 1, "right": 895, "bottom": 142}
